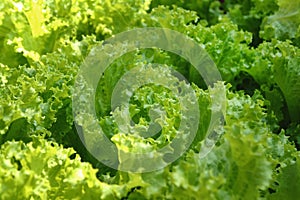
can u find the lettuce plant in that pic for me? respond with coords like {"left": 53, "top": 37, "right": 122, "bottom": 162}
{"left": 0, "top": 0, "right": 299, "bottom": 199}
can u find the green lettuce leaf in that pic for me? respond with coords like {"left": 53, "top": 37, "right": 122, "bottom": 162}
{"left": 0, "top": 139, "right": 127, "bottom": 200}
{"left": 261, "top": 0, "right": 300, "bottom": 46}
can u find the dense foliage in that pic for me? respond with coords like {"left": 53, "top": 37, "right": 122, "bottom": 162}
{"left": 0, "top": 0, "right": 299, "bottom": 199}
